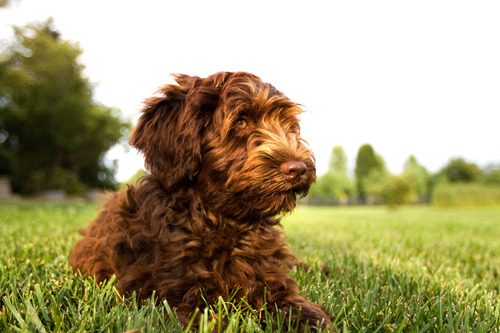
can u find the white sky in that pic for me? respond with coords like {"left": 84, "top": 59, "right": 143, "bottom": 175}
{"left": 1, "top": 0, "right": 499, "bottom": 181}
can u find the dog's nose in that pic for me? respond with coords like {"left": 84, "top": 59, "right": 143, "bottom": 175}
{"left": 280, "top": 161, "right": 307, "bottom": 179}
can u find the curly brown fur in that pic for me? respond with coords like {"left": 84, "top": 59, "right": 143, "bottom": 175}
{"left": 69, "top": 72, "right": 331, "bottom": 329}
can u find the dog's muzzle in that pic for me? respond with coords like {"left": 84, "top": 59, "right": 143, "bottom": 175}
{"left": 279, "top": 160, "right": 313, "bottom": 195}
{"left": 280, "top": 160, "right": 307, "bottom": 181}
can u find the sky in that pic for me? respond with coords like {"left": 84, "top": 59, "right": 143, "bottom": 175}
{"left": 1, "top": 0, "right": 499, "bottom": 181}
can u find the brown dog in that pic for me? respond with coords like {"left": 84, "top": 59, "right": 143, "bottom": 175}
{"left": 69, "top": 72, "right": 331, "bottom": 328}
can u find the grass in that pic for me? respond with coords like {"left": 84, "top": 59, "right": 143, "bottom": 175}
{"left": 0, "top": 201, "right": 499, "bottom": 332}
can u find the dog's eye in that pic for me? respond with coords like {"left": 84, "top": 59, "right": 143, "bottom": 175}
{"left": 235, "top": 118, "right": 248, "bottom": 129}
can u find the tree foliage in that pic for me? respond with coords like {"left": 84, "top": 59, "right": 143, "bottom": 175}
{"left": 440, "top": 158, "right": 482, "bottom": 183}
{"left": 354, "top": 144, "right": 385, "bottom": 202}
{"left": 310, "top": 144, "right": 492, "bottom": 208}
{"left": 402, "top": 155, "right": 431, "bottom": 202}
{"left": 329, "top": 146, "right": 348, "bottom": 175}
{"left": 368, "top": 174, "right": 412, "bottom": 208}
{"left": 0, "top": 20, "right": 129, "bottom": 194}
{"left": 309, "top": 146, "right": 354, "bottom": 203}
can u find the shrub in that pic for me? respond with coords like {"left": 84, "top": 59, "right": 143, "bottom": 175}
{"left": 367, "top": 174, "right": 412, "bottom": 207}
{"left": 432, "top": 182, "right": 500, "bottom": 207}
{"left": 308, "top": 172, "right": 354, "bottom": 204}
{"left": 483, "top": 166, "right": 500, "bottom": 185}
{"left": 402, "top": 155, "right": 431, "bottom": 203}
{"left": 440, "top": 158, "right": 482, "bottom": 183}
{"left": 28, "top": 167, "right": 86, "bottom": 195}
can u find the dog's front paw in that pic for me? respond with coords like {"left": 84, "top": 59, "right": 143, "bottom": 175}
{"left": 298, "top": 302, "right": 332, "bottom": 330}
{"left": 279, "top": 297, "right": 332, "bottom": 331}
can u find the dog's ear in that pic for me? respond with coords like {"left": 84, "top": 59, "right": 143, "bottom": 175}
{"left": 130, "top": 73, "right": 227, "bottom": 189}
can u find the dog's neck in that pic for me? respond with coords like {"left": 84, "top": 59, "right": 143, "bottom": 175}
{"left": 132, "top": 175, "right": 281, "bottom": 230}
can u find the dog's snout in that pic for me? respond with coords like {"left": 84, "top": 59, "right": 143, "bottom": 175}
{"left": 280, "top": 161, "right": 307, "bottom": 179}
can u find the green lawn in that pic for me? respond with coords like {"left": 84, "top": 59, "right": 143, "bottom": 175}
{"left": 0, "top": 201, "right": 499, "bottom": 332}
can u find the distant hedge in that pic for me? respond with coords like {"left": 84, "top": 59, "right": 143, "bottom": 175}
{"left": 432, "top": 183, "right": 500, "bottom": 207}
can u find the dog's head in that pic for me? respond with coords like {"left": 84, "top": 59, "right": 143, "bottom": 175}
{"left": 131, "top": 72, "right": 315, "bottom": 218}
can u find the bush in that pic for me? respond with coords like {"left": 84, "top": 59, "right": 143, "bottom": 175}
{"left": 402, "top": 155, "right": 431, "bottom": 203}
{"left": 366, "top": 173, "right": 412, "bottom": 207}
{"left": 432, "top": 182, "right": 500, "bottom": 207}
{"left": 440, "top": 158, "right": 482, "bottom": 183}
{"left": 308, "top": 172, "right": 354, "bottom": 204}
{"left": 28, "top": 167, "right": 86, "bottom": 195}
{"left": 483, "top": 166, "right": 500, "bottom": 185}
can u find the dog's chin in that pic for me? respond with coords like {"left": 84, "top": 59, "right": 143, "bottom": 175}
{"left": 291, "top": 177, "right": 312, "bottom": 197}
{"left": 246, "top": 192, "right": 297, "bottom": 218}
{"left": 277, "top": 191, "right": 300, "bottom": 212}
{"left": 246, "top": 182, "right": 311, "bottom": 218}
{"left": 218, "top": 173, "right": 313, "bottom": 218}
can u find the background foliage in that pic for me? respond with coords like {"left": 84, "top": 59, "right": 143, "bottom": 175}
{"left": 309, "top": 143, "right": 499, "bottom": 208}
{"left": 0, "top": 20, "right": 129, "bottom": 194}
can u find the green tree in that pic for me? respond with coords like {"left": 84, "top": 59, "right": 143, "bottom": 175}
{"left": 308, "top": 146, "right": 354, "bottom": 204}
{"left": 402, "top": 155, "right": 430, "bottom": 202}
{"left": 308, "top": 172, "right": 339, "bottom": 203}
{"left": 440, "top": 158, "right": 482, "bottom": 183}
{"left": 328, "top": 146, "right": 355, "bottom": 202}
{"left": 0, "top": 19, "right": 129, "bottom": 194}
{"left": 329, "top": 146, "right": 348, "bottom": 175}
{"left": 355, "top": 144, "right": 385, "bottom": 202}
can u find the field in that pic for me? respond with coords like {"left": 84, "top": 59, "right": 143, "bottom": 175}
{"left": 0, "top": 201, "right": 499, "bottom": 332}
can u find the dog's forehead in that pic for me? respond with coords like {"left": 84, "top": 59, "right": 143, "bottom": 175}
{"left": 221, "top": 76, "right": 302, "bottom": 118}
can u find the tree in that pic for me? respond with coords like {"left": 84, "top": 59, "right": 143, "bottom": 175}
{"left": 0, "top": 19, "right": 129, "bottom": 194}
{"left": 329, "top": 146, "right": 348, "bottom": 175}
{"left": 308, "top": 146, "right": 354, "bottom": 204}
{"left": 328, "top": 146, "right": 355, "bottom": 202}
{"left": 354, "top": 144, "right": 385, "bottom": 202}
{"left": 308, "top": 172, "right": 341, "bottom": 203}
{"left": 440, "top": 158, "right": 482, "bottom": 183}
{"left": 402, "top": 155, "right": 430, "bottom": 202}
